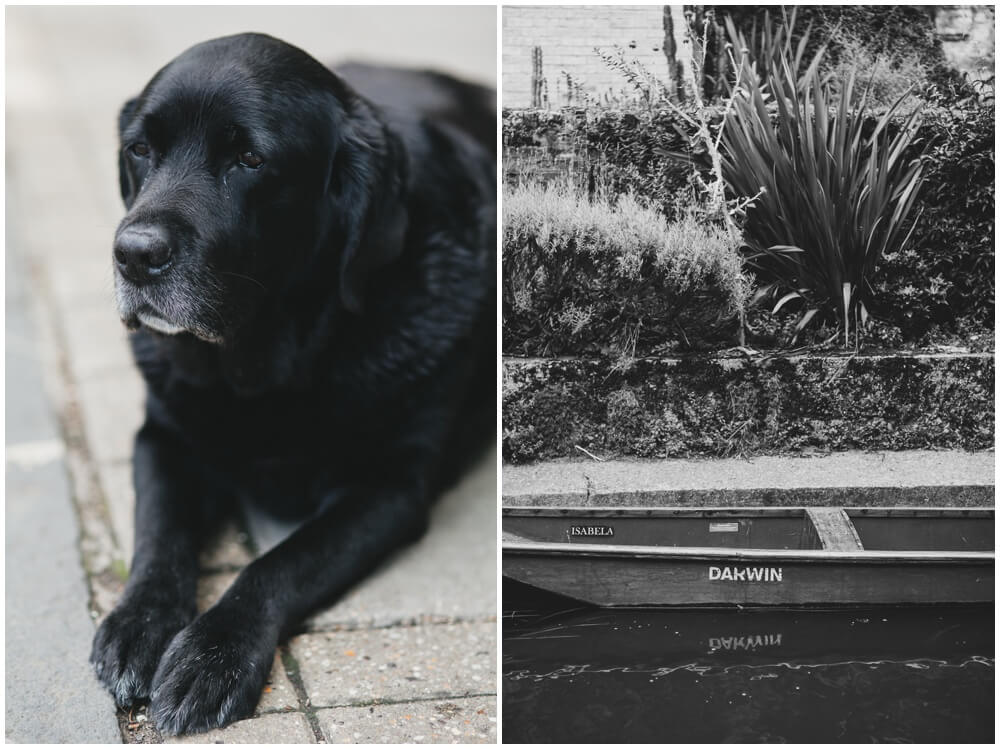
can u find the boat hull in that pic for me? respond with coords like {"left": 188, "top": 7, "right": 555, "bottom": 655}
{"left": 504, "top": 544, "right": 994, "bottom": 607}
{"left": 503, "top": 506, "right": 995, "bottom": 607}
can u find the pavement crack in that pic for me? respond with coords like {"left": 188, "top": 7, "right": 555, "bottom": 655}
{"left": 304, "top": 614, "right": 497, "bottom": 635}
{"left": 279, "top": 644, "right": 325, "bottom": 743}
{"left": 315, "top": 691, "right": 498, "bottom": 711}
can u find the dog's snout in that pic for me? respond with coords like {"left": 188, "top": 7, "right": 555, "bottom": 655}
{"left": 114, "top": 225, "right": 173, "bottom": 283}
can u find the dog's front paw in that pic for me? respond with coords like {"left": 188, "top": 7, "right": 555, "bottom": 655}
{"left": 90, "top": 595, "right": 195, "bottom": 707}
{"left": 149, "top": 603, "right": 278, "bottom": 735}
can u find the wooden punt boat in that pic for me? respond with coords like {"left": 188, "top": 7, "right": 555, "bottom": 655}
{"left": 502, "top": 507, "right": 995, "bottom": 607}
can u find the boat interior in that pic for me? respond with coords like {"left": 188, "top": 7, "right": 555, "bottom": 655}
{"left": 502, "top": 507, "right": 995, "bottom": 553}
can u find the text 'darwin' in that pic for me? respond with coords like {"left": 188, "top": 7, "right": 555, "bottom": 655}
{"left": 708, "top": 566, "right": 783, "bottom": 582}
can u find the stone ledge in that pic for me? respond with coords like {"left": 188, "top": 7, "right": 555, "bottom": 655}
{"left": 502, "top": 450, "right": 995, "bottom": 507}
{"left": 503, "top": 353, "right": 994, "bottom": 463}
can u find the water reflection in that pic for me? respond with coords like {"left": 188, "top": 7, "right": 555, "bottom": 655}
{"left": 503, "top": 581, "right": 994, "bottom": 743}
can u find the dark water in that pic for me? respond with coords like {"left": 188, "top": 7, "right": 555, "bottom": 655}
{"left": 503, "top": 581, "right": 994, "bottom": 743}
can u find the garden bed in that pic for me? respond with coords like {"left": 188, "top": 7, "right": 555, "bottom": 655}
{"left": 503, "top": 100, "right": 995, "bottom": 342}
{"left": 503, "top": 352, "right": 993, "bottom": 463}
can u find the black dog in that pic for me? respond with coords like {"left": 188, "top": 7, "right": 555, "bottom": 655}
{"left": 89, "top": 33, "right": 495, "bottom": 735}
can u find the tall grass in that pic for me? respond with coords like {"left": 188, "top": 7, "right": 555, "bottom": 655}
{"left": 503, "top": 181, "right": 750, "bottom": 357}
{"left": 504, "top": 182, "right": 748, "bottom": 302}
{"left": 720, "top": 25, "right": 927, "bottom": 345}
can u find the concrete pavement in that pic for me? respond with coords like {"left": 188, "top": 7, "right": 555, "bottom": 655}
{"left": 6, "top": 7, "right": 497, "bottom": 743}
{"left": 503, "top": 451, "right": 996, "bottom": 506}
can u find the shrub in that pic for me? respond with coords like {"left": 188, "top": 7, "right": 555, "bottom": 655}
{"left": 874, "top": 100, "right": 995, "bottom": 336}
{"left": 713, "top": 5, "right": 962, "bottom": 100}
{"left": 503, "top": 108, "right": 707, "bottom": 218}
{"left": 720, "top": 31, "right": 928, "bottom": 345}
{"left": 713, "top": 7, "right": 992, "bottom": 341}
{"left": 503, "top": 97, "right": 993, "bottom": 345}
{"left": 502, "top": 181, "right": 749, "bottom": 357}
{"left": 823, "top": 34, "right": 937, "bottom": 115}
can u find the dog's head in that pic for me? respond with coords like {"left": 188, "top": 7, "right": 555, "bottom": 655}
{"left": 114, "top": 33, "right": 407, "bottom": 344}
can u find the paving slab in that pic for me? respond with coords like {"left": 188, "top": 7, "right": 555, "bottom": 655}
{"left": 6, "top": 305, "right": 60, "bottom": 450}
{"left": 503, "top": 450, "right": 996, "bottom": 507}
{"left": 305, "top": 445, "right": 498, "bottom": 630}
{"left": 318, "top": 697, "right": 497, "bottom": 744}
{"left": 96, "top": 459, "right": 134, "bottom": 560}
{"left": 199, "top": 521, "right": 256, "bottom": 571}
{"left": 35, "top": 243, "right": 118, "bottom": 307}
{"left": 59, "top": 296, "right": 134, "bottom": 382}
{"left": 102, "top": 457, "right": 254, "bottom": 571}
{"left": 5, "top": 246, "right": 121, "bottom": 744}
{"left": 257, "top": 656, "right": 301, "bottom": 715}
{"left": 6, "top": 455, "right": 122, "bottom": 744}
{"left": 290, "top": 622, "right": 496, "bottom": 708}
{"left": 76, "top": 371, "right": 145, "bottom": 465}
{"left": 4, "top": 117, "right": 97, "bottom": 205}
{"left": 163, "top": 712, "right": 314, "bottom": 744}
{"left": 196, "top": 571, "right": 240, "bottom": 613}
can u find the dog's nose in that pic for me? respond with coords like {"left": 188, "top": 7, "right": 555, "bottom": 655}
{"left": 113, "top": 225, "right": 172, "bottom": 283}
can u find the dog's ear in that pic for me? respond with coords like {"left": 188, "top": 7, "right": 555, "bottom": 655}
{"left": 329, "top": 100, "right": 409, "bottom": 314}
{"left": 117, "top": 97, "right": 139, "bottom": 206}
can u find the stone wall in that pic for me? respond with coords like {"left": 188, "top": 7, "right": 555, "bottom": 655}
{"left": 503, "top": 354, "right": 995, "bottom": 463}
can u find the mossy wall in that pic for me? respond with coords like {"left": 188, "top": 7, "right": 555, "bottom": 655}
{"left": 503, "top": 353, "right": 994, "bottom": 463}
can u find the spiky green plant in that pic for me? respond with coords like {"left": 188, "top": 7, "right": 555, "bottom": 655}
{"left": 721, "top": 32, "right": 927, "bottom": 346}
{"left": 721, "top": 7, "right": 815, "bottom": 93}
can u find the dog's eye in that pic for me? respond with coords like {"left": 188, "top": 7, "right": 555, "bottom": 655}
{"left": 239, "top": 151, "right": 264, "bottom": 169}
{"left": 129, "top": 143, "right": 151, "bottom": 158}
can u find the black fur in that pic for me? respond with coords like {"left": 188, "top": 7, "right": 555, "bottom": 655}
{"left": 89, "top": 33, "right": 495, "bottom": 735}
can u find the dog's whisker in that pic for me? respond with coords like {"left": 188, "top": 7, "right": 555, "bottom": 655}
{"left": 219, "top": 270, "right": 268, "bottom": 292}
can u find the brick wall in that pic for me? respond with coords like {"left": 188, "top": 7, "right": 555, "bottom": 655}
{"left": 503, "top": 5, "right": 691, "bottom": 108}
